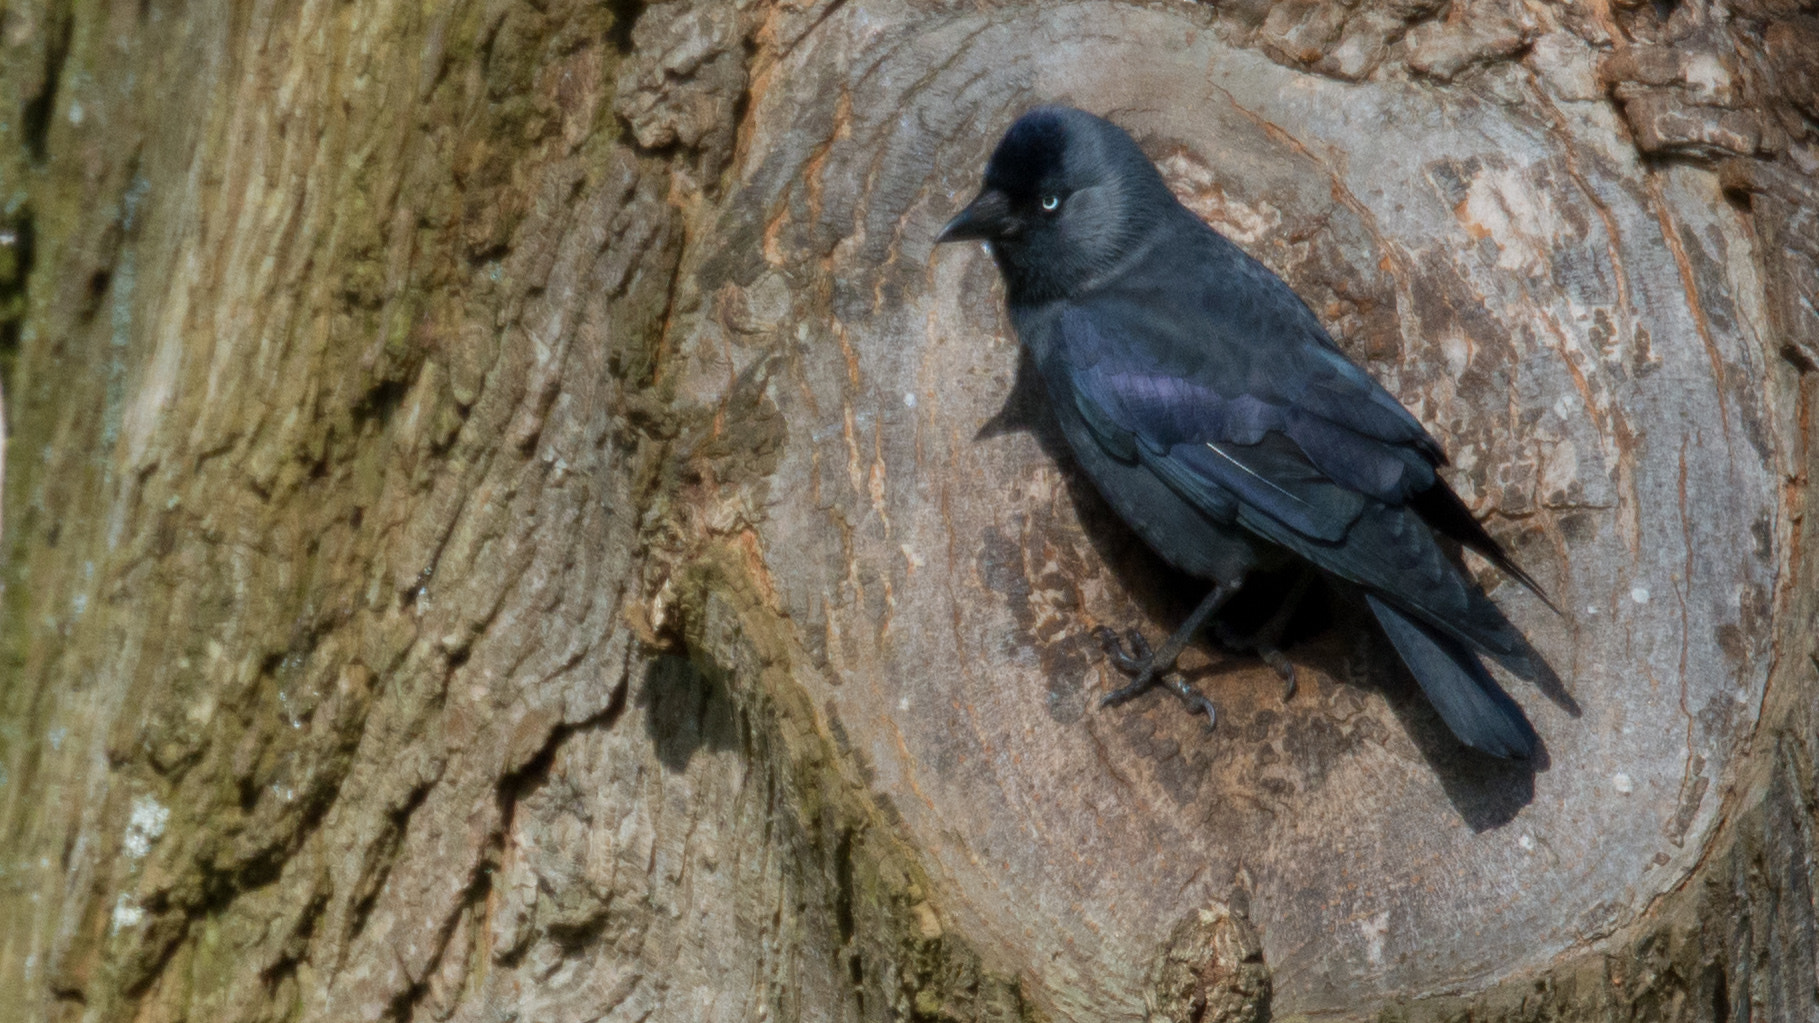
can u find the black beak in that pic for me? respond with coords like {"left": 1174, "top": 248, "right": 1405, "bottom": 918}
{"left": 936, "top": 189, "right": 1012, "bottom": 244}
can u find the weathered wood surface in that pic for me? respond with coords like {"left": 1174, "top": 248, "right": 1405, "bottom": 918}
{"left": 711, "top": 1, "right": 1791, "bottom": 1013}
{"left": 0, "top": 0, "right": 1814, "bottom": 1020}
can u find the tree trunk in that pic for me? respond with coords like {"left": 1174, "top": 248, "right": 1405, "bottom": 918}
{"left": 1, "top": 0, "right": 1814, "bottom": 1020}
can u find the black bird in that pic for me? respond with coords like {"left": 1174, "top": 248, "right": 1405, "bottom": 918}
{"left": 936, "top": 106, "right": 1555, "bottom": 759}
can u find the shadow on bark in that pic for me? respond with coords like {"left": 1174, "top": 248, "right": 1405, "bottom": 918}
{"left": 640, "top": 653, "right": 741, "bottom": 774}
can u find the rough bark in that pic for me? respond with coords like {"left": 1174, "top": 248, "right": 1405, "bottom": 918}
{"left": 0, "top": 0, "right": 1813, "bottom": 1021}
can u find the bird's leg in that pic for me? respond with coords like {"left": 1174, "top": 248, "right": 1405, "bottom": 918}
{"left": 1092, "top": 582, "right": 1236, "bottom": 726}
{"left": 1213, "top": 568, "right": 1311, "bottom": 702}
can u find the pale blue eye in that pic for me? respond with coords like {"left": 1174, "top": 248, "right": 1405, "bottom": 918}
{"left": 1040, "top": 194, "right": 1061, "bottom": 212}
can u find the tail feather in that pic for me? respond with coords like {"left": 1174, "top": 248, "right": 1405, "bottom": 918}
{"left": 1366, "top": 594, "right": 1538, "bottom": 760}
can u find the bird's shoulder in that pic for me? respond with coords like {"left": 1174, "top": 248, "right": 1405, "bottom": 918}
{"left": 1047, "top": 227, "right": 1331, "bottom": 381}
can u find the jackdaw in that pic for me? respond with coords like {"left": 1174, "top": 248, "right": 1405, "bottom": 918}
{"left": 936, "top": 106, "right": 1555, "bottom": 759}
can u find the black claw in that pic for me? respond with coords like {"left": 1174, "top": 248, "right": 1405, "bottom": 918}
{"left": 1094, "top": 625, "right": 1161, "bottom": 705}
{"left": 1261, "top": 648, "right": 1296, "bottom": 702}
{"left": 1163, "top": 677, "right": 1218, "bottom": 729}
{"left": 1100, "top": 668, "right": 1159, "bottom": 707}
{"left": 1093, "top": 625, "right": 1153, "bottom": 674}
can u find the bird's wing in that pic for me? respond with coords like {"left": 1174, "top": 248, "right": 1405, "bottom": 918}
{"left": 1055, "top": 301, "right": 1522, "bottom": 656}
{"left": 1281, "top": 339, "right": 1554, "bottom": 605}
{"left": 1056, "top": 297, "right": 1552, "bottom": 603}
{"left": 1057, "top": 303, "right": 1394, "bottom": 540}
{"left": 1059, "top": 297, "right": 1445, "bottom": 493}
{"left": 1288, "top": 342, "right": 1448, "bottom": 466}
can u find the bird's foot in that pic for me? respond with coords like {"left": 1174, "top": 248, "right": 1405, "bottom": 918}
{"left": 1261, "top": 646, "right": 1297, "bottom": 702}
{"left": 1090, "top": 626, "right": 1218, "bottom": 728}
{"left": 1212, "top": 623, "right": 1299, "bottom": 702}
{"left": 1092, "top": 626, "right": 1152, "bottom": 677}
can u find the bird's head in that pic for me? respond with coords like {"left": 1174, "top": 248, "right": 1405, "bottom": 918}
{"left": 937, "top": 106, "right": 1175, "bottom": 303}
